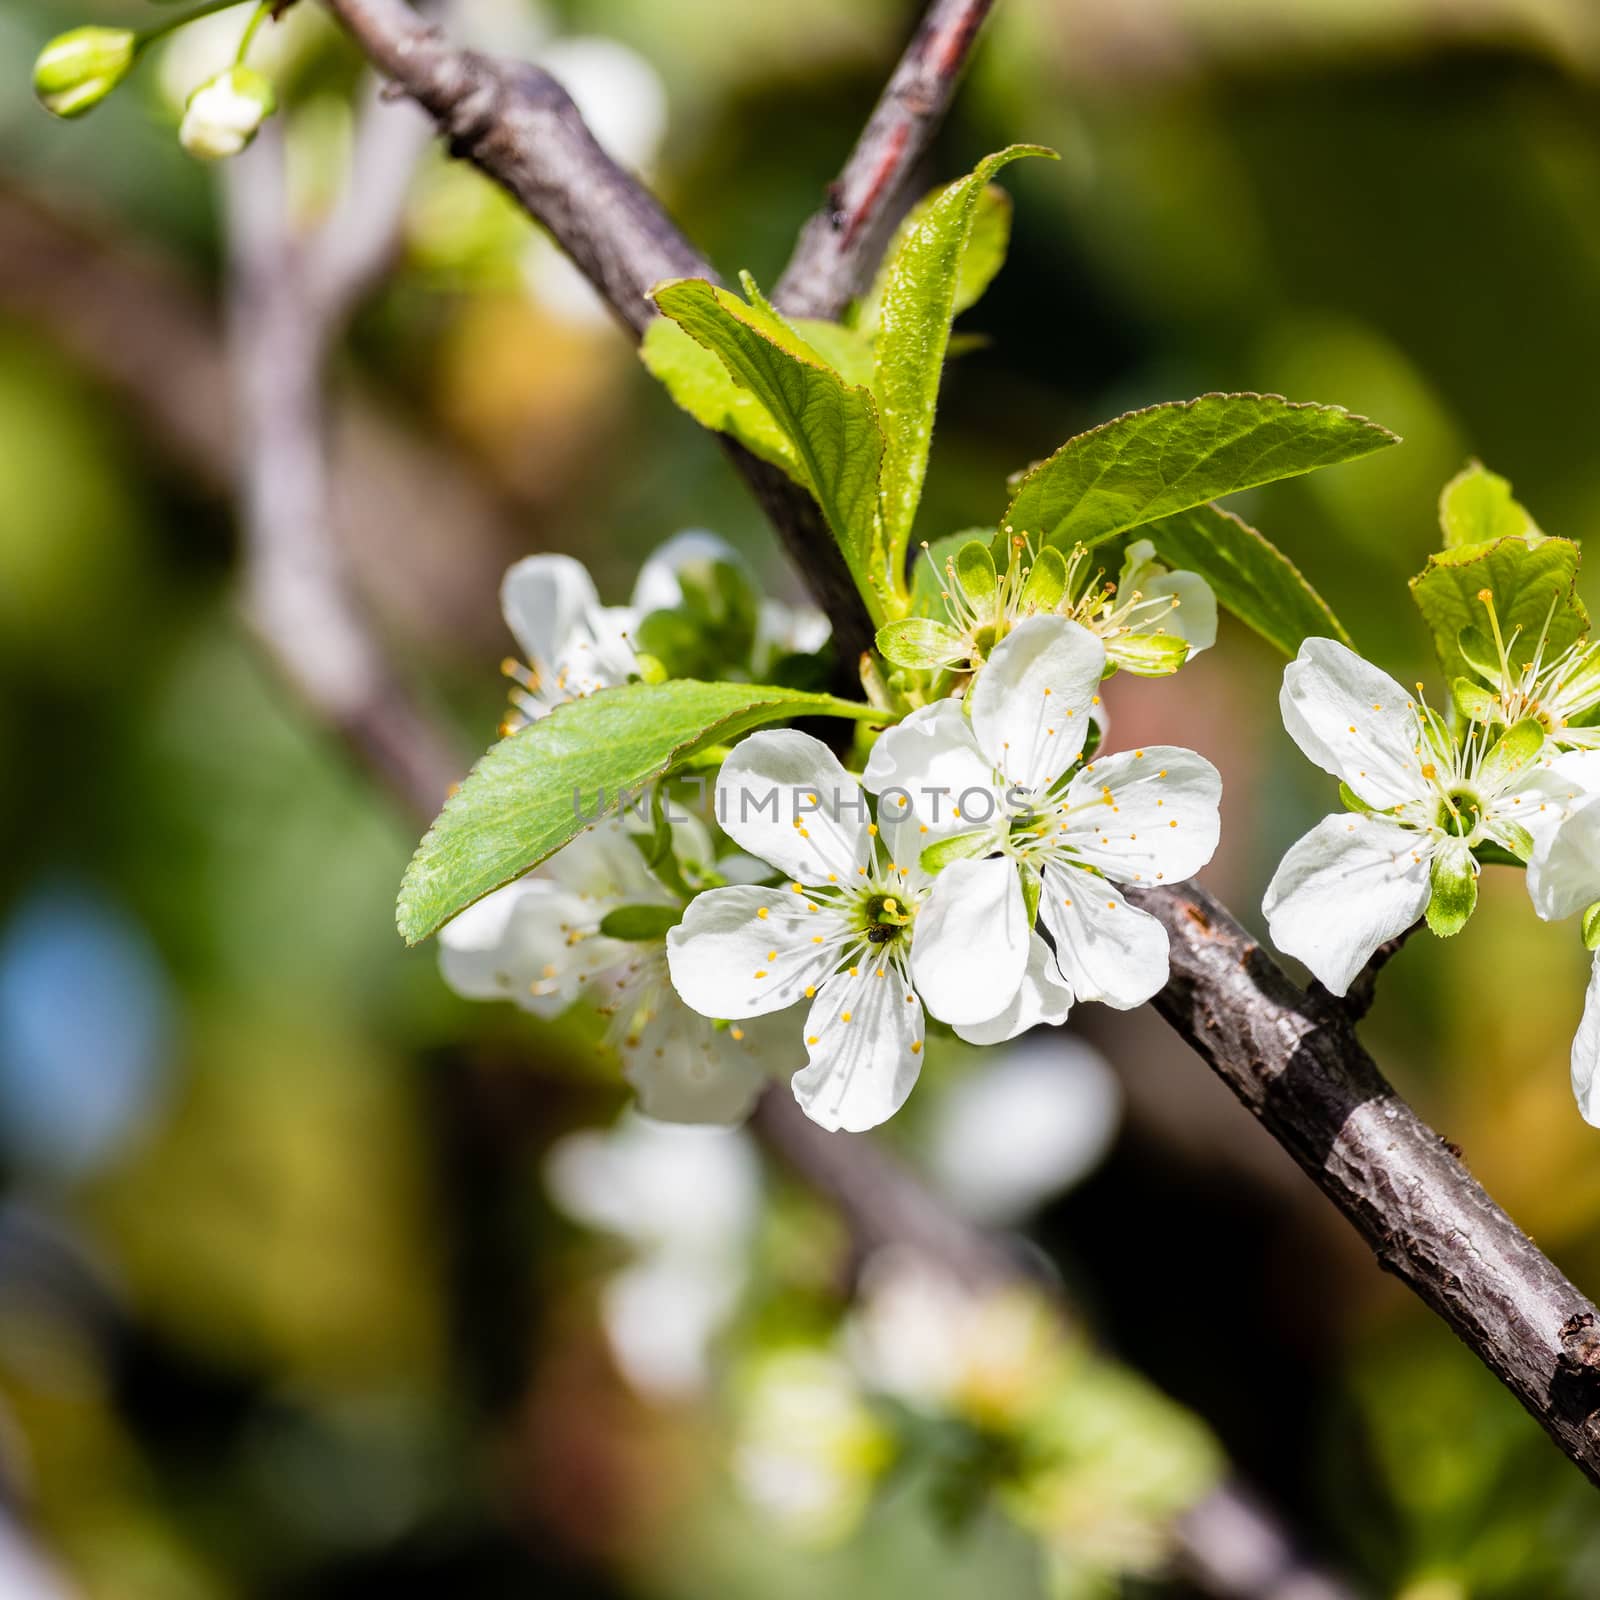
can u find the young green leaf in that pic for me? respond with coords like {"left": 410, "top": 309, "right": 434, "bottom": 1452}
{"left": 1409, "top": 535, "right": 1588, "bottom": 688}
{"left": 1003, "top": 394, "right": 1398, "bottom": 552}
{"left": 1438, "top": 460, "right": 1543, "bottom": 549}
{"left": 651, "top": 278, "right": 890, "bottom": 620}
{"left": 1140, "top": 503, "right": 1352, "bottom": 657}
{"left": 871, "top": 146, "right": 1054, "bottom": 581}
{"left": 396, "top": 680, "right": 883, "bottom": 945}
{"left": 856, "top": 181, "right": 1016, "bottom": 334}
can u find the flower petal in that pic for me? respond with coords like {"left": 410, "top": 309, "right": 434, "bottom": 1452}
{"left": 438, "top": 880, "right": 622, "bottom": 1016}
{"left": 1142, "top": 569, "right": 1217, "bottom": 654}
{"left": 716, "top": 730, "right": 872, "bottom": 884}
{"left": 501, "top": 553, "right": 604, "bottom": 671}
{"left": 630, "top": 529, "right": 743, "bottom": 613}
{"left": 791, "top": 968, "right": 925, "bottom": 1132}
{"left": 1527, "top": 794, "right": 1600, "bottom": 923}
{"left": 1038, "top": 863, "right": 1170, "bottom": 1009}
{"left": 954, "top": 933, "right": 1074, "bottom": 1045}
{"left": 1060, "top": 746, "right": 1221, "bottom": 886}
{"left": 862, "top": 700, "right": 998, "bottom": 839}
{"left": 1572, "top": 953, "right": 1600, "bottom": 1127}
{"left": 623, "top": 1005, "right": 782, "bottom": 1126}
{"left": 971, "top": 616, "right": 1104, "bottom": 793}
{"left": 1262, "top": 813, "right": 1431, "bottom": 995}
{"left": 666, "top": 885, "right": 843, "bottom": 1020}
{"left": 911, "top": 856, "right": 1029, "bottom": 1025}
{"left": 1279, "top": 638, "right": 1421, "bottom": 809}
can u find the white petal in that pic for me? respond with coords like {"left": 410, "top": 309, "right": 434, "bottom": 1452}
{"left": 623, "top": 1003, "right": 782, "bottom": 1126}
{"left": 666, "top": 885, "right": 843, "bottom": 1020}
{"left": 715, "top": 730, "right": 872, "bottom": 884}
{"left": 438, "top": 880, "right": 622, "bottom": 1015}
{"left": 1060, "top": 746, "right": 1221, "bottom": 886}
{"left": 756, "top": 598, "right": 832, "bottom": 662}
{"left": 500, "top": 554, "right": 604, "bottom": 671}
{"left": 631, "top": 529, "right": 744, "bottom": 614}
{"left": 791, "top": 969, "right": 924, "bottom": 1132}
{"left": 1279, "top": 638, "right": 1422, "bottom": 810}
{"left": 1527, "top": 795, "right": 1600, "bottom": 923}
{"left": 911, "top": 856, "right": 1029, "bottom": 1025}
{"left": 1572, "top": 953, "right": 1600, "bottom": 1127}
{"left": 862, "top": 700, "right": 999, "bottom": 839}
{"left": 1142, "top": 570, "right": 1217, "bottom": 654}
{"left": 1262, "top": 813, "right": 1432, "bottom": 995}
{"left": 1038, "top": 863, "right": 1171, "bottom": 1009}
{"left": 545, "top": 820, "right": 662, "bottom": 901}
{"left": 954, "top": 933, "right": 1075, "bottom": 1045}
{"left": 971, "top": 616, "right": 1105, "bottom": 793}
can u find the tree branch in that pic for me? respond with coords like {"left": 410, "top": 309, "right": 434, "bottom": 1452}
{"left": 1129, "top": 881, "right": 1600, "bottom": 1486}
{"left": 774, "top": 0, "right": 998, "bottom": 318}
{"left": 296, "top": 0, "right": 1596, "bottom": 1498}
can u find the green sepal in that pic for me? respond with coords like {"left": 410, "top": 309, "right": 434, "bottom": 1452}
{"left": 1487, "top": 822, "right": 1536, "bottom": 863}
{"left": 919, "top": 831, "right": 993, "bottom": 875}
{"left": 1583, "top": 902, "right": 1600, "bottom": 952}
{"left": 598, "top": 904, "right": 683, "bottom": 942}
{"left": 876, "top": 616, "right": 965, "bottom": 669}
{"left": 954, "top": 540, "right": 998, "bottom": 608}
{"left": 1338, "top": 782, "right": 1374, "bottom": 816}
{"left": 1452, "top": 676, "right": 1499, "bottom": 723}
{"left": 1019, "top": 862, "right": 1042, "bottom": 929}
{"left": 1425, "top": 840, "right": 1478, "bottom": 938}
{"left": 1019, "top": 545, "right": 1068, "bottom": 613}
{"left": 1477, "top": 717, "right": 1545, "bottom": 790}
{"left": 1104, "top": 631, "right": 1190, "bottom": 678}
{"left": 1471, "top": 841, "right": 1526, "bottom": 869}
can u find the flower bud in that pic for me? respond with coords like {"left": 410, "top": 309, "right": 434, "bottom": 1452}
{"left": 33, "top": 26, "right": 136, "bottom": 119}
{"left": 179, "top": 65, "right": 276, "bottom": 161}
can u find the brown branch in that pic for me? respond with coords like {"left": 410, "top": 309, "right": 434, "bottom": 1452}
{"left": 318, "top": 0, "right": 876, "bottom": 660}
{"left": 773, "top": 0, "right": 998, "bottom": 318}
{"left": 1129, "top": 881, "right": 1600, "bottom": 1486}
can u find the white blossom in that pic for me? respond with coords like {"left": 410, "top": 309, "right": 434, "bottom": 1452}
{"left": 439, "top": 817, "right": 781, "bottom": 1124}
{"left": 666, "top": 730, "right": 1012, "bottom": 1132}
{"left": 1263, "top": 638, "right": 1586, "bottom": 995}
{"left": 863, "top": 616, "right": 1221, "bottom": 1038}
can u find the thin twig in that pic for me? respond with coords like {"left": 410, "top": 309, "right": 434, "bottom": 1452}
{"left": 773, "top": 0, "right": 998, "bottom": 318}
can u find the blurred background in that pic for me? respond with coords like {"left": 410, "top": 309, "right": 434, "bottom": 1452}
{"left": 3, "top": 0, "right": 1600, "bottom": 1593}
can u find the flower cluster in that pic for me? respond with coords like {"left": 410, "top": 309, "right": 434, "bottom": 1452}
{"left": 1263, "top": 621, "right": 1600, "bottom": 1120}
{"left": 439, "top": 532, "right": 1220, "bottom": 1133}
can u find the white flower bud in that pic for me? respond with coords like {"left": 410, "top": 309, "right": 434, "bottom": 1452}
{"left": 33, "top": 26, "right": 136, "bottom": 119}
{"left": 179, "top": 65, "right": 276, "bottom": 161}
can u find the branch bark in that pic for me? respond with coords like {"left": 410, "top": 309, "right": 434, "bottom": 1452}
{"left": 774, "top": 0, "right": 998, "bottom": 317}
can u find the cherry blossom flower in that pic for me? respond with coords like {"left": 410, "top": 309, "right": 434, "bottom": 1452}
{"left": 862, "top": 616, "right": 1222, "bottom": 1038}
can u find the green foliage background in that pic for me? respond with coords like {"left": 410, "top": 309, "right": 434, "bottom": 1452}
{"left": 4, "top": 0, "right": 1600, "bottom": 1595}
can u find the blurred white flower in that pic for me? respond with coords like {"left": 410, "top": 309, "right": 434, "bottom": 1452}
{"left": 544, "top": 1113, "right": 758, "bottom": 1399}
{"left": 732, "top": 1349, "right": 889, "bottom": 1545}
{"left": 927, "top": 1036, "right": 1121, "bottom": 1226}
{"left": 535, "top": 36, "right": 668, "bottom": 175}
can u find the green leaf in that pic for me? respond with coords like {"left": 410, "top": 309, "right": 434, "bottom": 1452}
{"left": 1426, "top": 839, "right": 1478, "bottom": 938}
{"left": 598, "top": 904, "right": 683, "bottom": 941}
{"left": 1003, "top": 393, "right": 1399, "bottom": 552}
{"left": 640, "top": 318, "right": 797, "bottom": 472}
{"left": 396, "top": 680, "right": 882, "bottom": 944}
{"left": 791, "top": 319, "right": 876, "bottom": 386}
{"left": 1439, "top": 460, "right": 1543, "bottom": 549}
{"left": 876, "top": 616, "right": 965, "bottom": 669}
{"left": 856, "top": 181, "right": 1016, "bottom": 334}
{"left": 1141, "top": 503, "right": 1352, "bottom": 657}
{"left": 871, "top": 147, "right": 1053, "bottom": 577}
{"left": 651, "top": 278, "right": 890, "bottom": 621}
{"left": 1409, "top": 535, "right": 1588, "bottom": 687}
